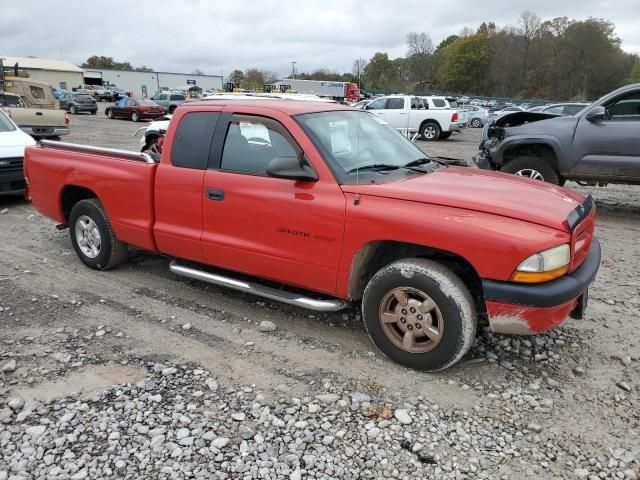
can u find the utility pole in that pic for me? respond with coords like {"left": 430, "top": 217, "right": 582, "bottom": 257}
{"left": 290, "top": 61, "right": 296, "bottom": 79}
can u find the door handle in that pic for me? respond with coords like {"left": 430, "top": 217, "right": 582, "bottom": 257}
{"left": 35, "top": 112, "right": 43, "bottom": 116}
{"left": 206, "top": 189, "right": 225, "bottom": 201}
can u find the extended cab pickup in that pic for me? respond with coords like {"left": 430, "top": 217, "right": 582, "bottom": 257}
{"left": 364, "top": 95, "right": 467, "bottom": 140}
{"left": 24, "top": 100, "right": 600, "bottom": 371}
{"left": 1, "top": 92, "right": 70, "bottom": 139}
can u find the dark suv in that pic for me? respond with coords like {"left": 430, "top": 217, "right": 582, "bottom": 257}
{"left": 474, "top": 84, "right": 640, "bottom": 185}
{"left": 58, "top": 92, "right": 97, "bottom": 115}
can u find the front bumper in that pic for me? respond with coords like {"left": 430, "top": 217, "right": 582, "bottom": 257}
{"left": 482, "top": 238, "right": 601, "bottom": 334}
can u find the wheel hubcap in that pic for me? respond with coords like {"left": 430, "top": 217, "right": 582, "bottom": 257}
{"left": 75, "top": 215, "right": 101, "bottom": 258}
{"left": 379, "top": 287, "right": 444, "bottom": 353}
{"left": 424, "top": 127, "right": 436, "bottom": 139}
{"left": 515, "top": 168, "right": 544, "bottom": 181}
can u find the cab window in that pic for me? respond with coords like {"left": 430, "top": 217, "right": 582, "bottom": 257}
{"left": 366, "top": 98, "right": 387, "bottom": 110}
{"left": 607, "top": 93, "right": 640, "bottom": 121}
{"left": 220, "top": 114, "right": 300, "bottom": 175}
{"left": 171, "top": 112, "right": 220, "bottom": 169}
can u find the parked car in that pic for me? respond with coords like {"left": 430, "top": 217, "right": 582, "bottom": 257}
{"left": 91, "top": 85, "right": 112, "bottom": 101}
{"left": 105, "top": 98, "right": 164, "bottom": 122}
{"left": 25, "top": 99, "right": 599, "bottom": 372}
{"left": 150, "top": 92, "right": 187, "bottom": 113}
{"left": 465, "top": 105, "right": 490, "bottom": 128}
{"left": 0, "top": 107, "right": 36, "bottom": 196}
{"left": 473, "top": 83, "right": 640, "bottom": 185}
{"left": 0, "top": 92, "right": 70, "bottom": 139}
{"left": 538, "top": 103, "right": 590, "bottom": 116}
{"left": 364, "top": 95, "right": 466, "bottom": 140}
{"left": 58, "top": 92, "right": 97, "bottom": 115}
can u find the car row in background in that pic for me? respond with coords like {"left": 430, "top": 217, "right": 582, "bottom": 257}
{"left": 57, "top": 92, "right": 97, "bottom": 115}
{"left": 105, "top": 98, "right": 165, "bottom": 122}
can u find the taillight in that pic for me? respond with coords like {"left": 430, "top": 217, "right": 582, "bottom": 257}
{"left": 65, "top": 113, "right": 70, "bottom": 125}
{"left": 451, "top": 112, "right": 459, "bottom": 122}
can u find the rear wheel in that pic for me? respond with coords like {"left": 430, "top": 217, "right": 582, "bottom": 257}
{"left": 69, "top": 199, "right": 128, "bottom": 270}
{"left": 471, "top": 118, "right": 482, "bottom": 128}
{"left": 420, "top": 122, "right": 441, "bottom": 141}
{"left": 501, "top": 156, "right": 560, "bottom": 185}
{"left": 69, "top": 105, "right": 77, "bottom": 114}
{"left": 131, "top": 111, "right": 139, "bottom": 122}
{"left": 168, "top": 105, "right": 176, "bottom": 114}
{"left": 145, "top": 137, "right": 160, "bottom": 155}
{"left": 362, "top": 258, "right": 476, "bottom": 371}
{"left": 107, "top": 108, "right": 114, "bottom": 119}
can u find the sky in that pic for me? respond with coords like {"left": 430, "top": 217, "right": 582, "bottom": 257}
{"left": 2, "top": 0, "right": 639, "bottom": 79}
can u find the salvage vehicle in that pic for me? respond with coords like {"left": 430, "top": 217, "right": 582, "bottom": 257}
{"left": 0, "top": 92, "right": 70, "bottom": 139}
{"left": 474, "top": 83, "right": 640, "bottom": 185}
{"left": 365, "top": 95, "right": 467, "bottom": 140}
{"left": 24, "top": 99, "right": 600, "bottom": 371}
{"left": 105, "top": 98, "right": 165, "bottom": 122}
{"left": 0, "top": 107, "right": 36, "bottom": 196}
{"left": 150, "top": 92, "right": 186, "bottom": 113}
{"left": 58, "top": 92, "right": 98, "bottom": 115}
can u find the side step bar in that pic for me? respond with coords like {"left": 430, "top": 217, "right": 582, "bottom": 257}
{"left": 169, "top": 261, "right": 348, "bottom": 312}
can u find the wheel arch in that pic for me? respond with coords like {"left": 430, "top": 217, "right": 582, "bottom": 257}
{"left": 496, "top": 136, "right": 563, "bottom": 170}
{"left": 419, "top": 118, "right": 442, "bottom": 134}
{"left": 348, "top": 240, "right": 487, "bottom": 320}
{"left": 61, "top": 185, "right": 99, "bottom": 223}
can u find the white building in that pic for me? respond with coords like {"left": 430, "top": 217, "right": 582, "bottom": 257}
{"left": 0, "top": 55, "right": 84, "bottom": 90}
{"left": 83, "top": 69, "right": 223, "bottom": 97}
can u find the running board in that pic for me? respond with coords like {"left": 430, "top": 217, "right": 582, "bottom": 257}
{"left": 169, "top": 261, "right": 348, "bottom": 312}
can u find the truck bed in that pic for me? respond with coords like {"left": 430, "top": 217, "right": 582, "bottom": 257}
{"left": 24, "top": 141, "right": 159, "bottom": 251}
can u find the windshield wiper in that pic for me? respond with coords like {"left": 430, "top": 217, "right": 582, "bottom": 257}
{"left": 346, "top": 164, "right": 400, "bottom": 174}
{"left": 403, "top": 157, "right": 436, "bottom": 168}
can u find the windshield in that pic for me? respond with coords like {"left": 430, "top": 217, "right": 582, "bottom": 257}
{"left": 296, "top": 110, "right": 433, "bottom": 183}
{"left": 0, "top": 109, "right": 17, "bottom": 132}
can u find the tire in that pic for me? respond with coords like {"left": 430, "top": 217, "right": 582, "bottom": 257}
{"left": 500, "top": 156, "right": 560, "bottom": 185}
{"left": 362, "top": 258, "right": 477, "bottom": 371}
{"left": 471, "top": 118, "right": 482, "bottom": 128}
{"left": 69, "top": 198, "right": 128, "bottom": 270}
{"left": 168, "top": 105, "right": 176, "bottom": 114}
{"left": 107, "top": 108, "right": 114, "bottom": 119}
{"left": 144, "top": 137, "right": 160, "bottom": 155}
{"left": 439, "top": 132, "right": 452, "bottom": 140}
{"left": 420, "top": 121, "right": 441, "bottom": 141}
{"left": 131, "top": 111, "right": 139, "bottom": 122}
{"left": 90, "top": 110, "right": 97, "bottom": 115}
{"left": 69, "top": 105, "right": 77, "bottom": 115}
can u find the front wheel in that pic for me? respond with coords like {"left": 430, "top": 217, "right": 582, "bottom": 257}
{"left": 69, "top": 105, "right": 77, "bottom": 114}
{"left": 500, "top": 156, "right": 560, "bottom": 185}
{"left": 69, "top": 199, "right": 128, "bottom": 270}
{"left": 362, "top": 259, "right": 477, "bottom": 371}
{"left": 131, "top": 111, "right": 139, "bottom": 122}
{"left": 471, "top": 118, "right": 482, "bottom": 128}
{"left": 420, "top": 122, "right": 441, "bottom": 141}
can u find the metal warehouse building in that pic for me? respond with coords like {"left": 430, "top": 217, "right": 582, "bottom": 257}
{"left": 83, "top": 69, "right": 223, "bottom": 97}
{"left": 1, "top": 55, "right": 223, "bottom": 97}
{"left": 0, "top": 55, "right": 84, "bottom": 90}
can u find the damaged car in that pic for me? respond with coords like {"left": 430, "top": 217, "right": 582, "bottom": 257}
{"left": 473, "top": 84, "right": 640, "bottom": 185}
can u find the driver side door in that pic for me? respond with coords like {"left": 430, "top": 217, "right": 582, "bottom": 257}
{"left": 200, "top": 112, "right": 346, "bottom": 294}
{"left": 571, "top": 91, "right": 640, "bottom": 181}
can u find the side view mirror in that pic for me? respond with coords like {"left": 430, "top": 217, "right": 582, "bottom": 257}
{"left": 586, "top": 105, "right": 606, "bottom": 122}
{"left": 267, "top": 155, "right": 318, "bottom": 182}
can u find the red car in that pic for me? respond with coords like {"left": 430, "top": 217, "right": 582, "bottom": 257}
{"left": 24, "top": 100, "right": 600, "bottom": 371}
{"left": 105, "top": 98, "right": 165, "bottom": 122}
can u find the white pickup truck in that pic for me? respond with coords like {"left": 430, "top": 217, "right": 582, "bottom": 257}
{"left": 363, "top": 95, "right": 467, "bottom": 140}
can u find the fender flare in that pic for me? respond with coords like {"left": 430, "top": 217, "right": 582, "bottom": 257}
{"left": 493, "top": 135, "right": 566, "bottom": 171}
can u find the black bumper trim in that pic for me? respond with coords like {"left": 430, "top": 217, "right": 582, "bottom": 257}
{"left": 482, "top": 238, "right": 601, "bottom": 308}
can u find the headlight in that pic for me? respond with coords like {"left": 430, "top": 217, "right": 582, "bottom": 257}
{"left": 511, "top": 244, "right": 570, "bottom": 283}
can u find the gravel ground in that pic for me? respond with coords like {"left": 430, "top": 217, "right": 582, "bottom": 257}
{"left": 0, "top": 105, "right": 638, "bottom": 479}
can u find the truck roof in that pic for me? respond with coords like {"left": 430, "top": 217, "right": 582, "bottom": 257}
{"left": 187, "top": 99, "right": 353, "bottom": 116}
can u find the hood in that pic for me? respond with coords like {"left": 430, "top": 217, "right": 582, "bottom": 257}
{"left": 490, "top": 111, "right": 559, "bottom": 128}
{"left": 0, "top": 129, "right": 36, "bottom": 150}
{"left": 341, "top": 166, "right": 584, "bottom": 231}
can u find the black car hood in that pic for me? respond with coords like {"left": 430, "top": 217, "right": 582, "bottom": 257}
{"left": 490, "top": 111, "right": 559, "bottom": 128}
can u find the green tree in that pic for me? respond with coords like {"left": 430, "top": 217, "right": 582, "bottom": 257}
{"left": 81, "top": 56, "right": 134, "bottom": 71}
{"left": 228, "top": 69, "right": 244, "bottom": 85}
{"left": 630, "top": 62, "right": 640, "bottom": 83}
{"left": 242, "top": 68, "right": 265, "bottom": 90}
{"left": 437, "top": 33, "right": 492, "bottom": 93}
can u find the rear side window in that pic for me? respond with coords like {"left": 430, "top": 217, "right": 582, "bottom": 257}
{"left": 385, "top": 98, "right": 405, "bottom": 109}
{"left": 170, "top": 95, "right": 185, "bottom": 101}
{"left": 171, "top": 112, "right": 221, "bottom": 169}
{"left": 367, "top": 98, "right": 387, "bottom": 110}
{"left": 159, "top": 94, "right": 168, "bottom": 100}
{"left": 220, "top": 114, "right": 299, "bottom": 175}
{"left": 431, "top": 98, "right": 446, "bottom": 108}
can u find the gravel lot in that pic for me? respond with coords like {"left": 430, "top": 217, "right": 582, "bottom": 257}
{"left": 0, "top": 104, "right": 638, "bottom": 480}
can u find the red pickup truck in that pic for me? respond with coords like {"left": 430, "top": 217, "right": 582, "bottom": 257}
{"left": 24, "top": 100, "right": 600, "bottom": 371}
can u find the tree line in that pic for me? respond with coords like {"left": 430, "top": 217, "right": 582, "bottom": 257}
{"left": 226, "top": 13, "right": 639, "bottom": 101}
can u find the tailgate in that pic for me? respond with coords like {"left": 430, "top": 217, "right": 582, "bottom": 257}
{"left": 8, "top": 107, "right": 67, "bottom": 127}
